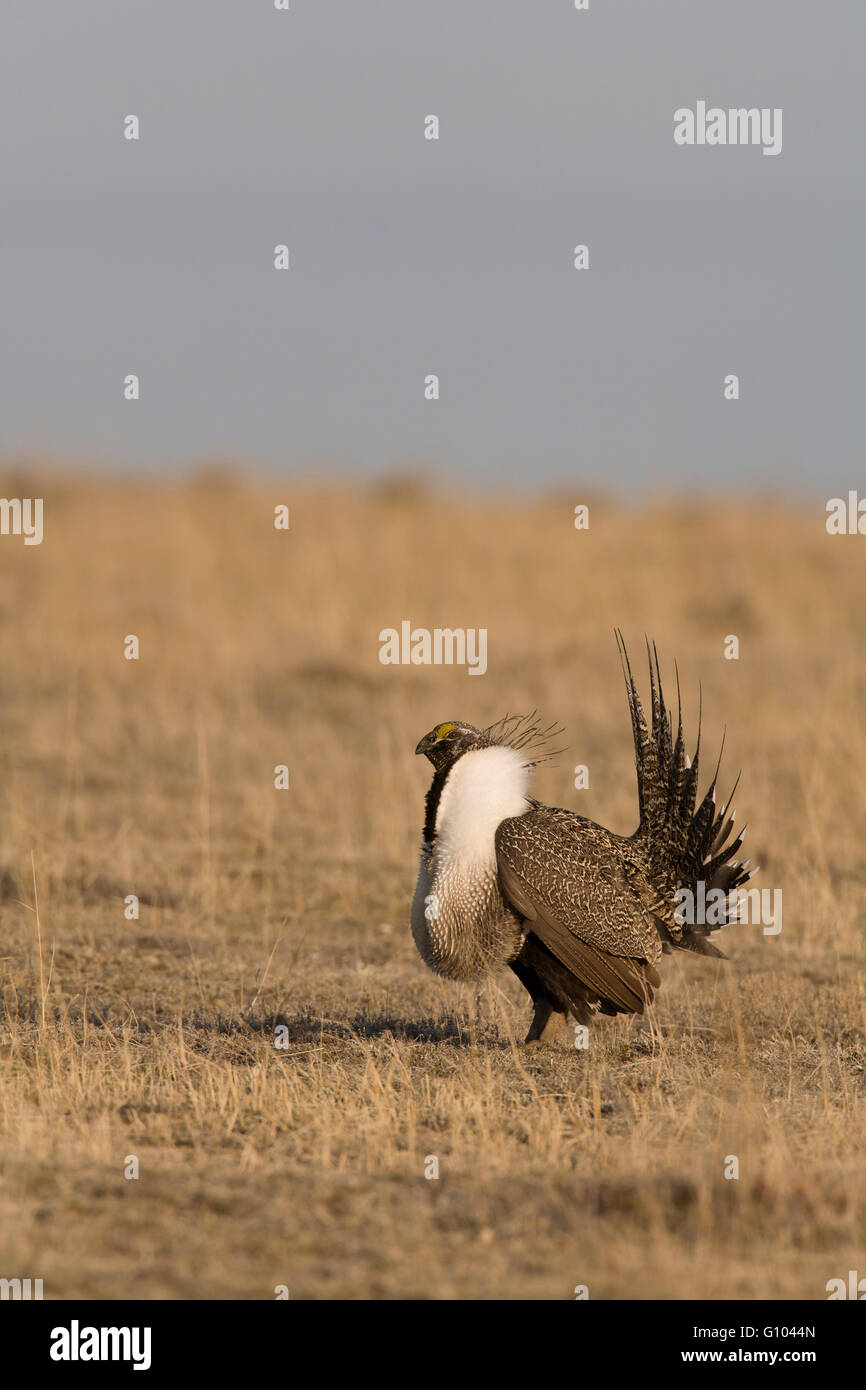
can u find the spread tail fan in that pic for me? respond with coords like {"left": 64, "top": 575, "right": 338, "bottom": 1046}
{"left": 615, "top": 630, "right": 753, "bottom": 950}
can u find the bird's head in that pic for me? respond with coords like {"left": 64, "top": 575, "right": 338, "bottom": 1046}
{"left": 415, "top": 713, "right": 565, "bottom": 774}
{"left": 414, "top": 721, "right": 490, "bottom": 772}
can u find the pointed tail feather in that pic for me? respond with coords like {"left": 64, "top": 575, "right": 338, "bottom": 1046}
{"left": 615, "top": 631, "right": 753, "bottom": 946}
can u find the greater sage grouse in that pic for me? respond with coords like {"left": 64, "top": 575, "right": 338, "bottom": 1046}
{"left": 410, "top": 634, "right": 751, "bottom": 1045}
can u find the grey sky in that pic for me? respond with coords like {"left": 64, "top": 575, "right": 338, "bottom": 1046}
{"left": 2, "top": 0, "right": 863, "bottom": 493}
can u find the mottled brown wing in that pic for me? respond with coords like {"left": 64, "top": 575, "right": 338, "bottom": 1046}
{"left": 495, "top": 808, "right": 661, "bottom": 1014}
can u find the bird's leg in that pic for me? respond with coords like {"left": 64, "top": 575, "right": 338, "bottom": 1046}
{"left": 524, "top": 997, "right": 569, "bottom": 1046}
{"left": 509, "top": 957, "right": 569, "bottom": 1047}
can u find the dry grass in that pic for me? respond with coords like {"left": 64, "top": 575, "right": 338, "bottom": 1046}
{"left": 0, "top": 470, "right": 864, "bottom": 1299}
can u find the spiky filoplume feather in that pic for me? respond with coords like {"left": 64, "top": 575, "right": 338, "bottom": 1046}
{"left": 410, "top": 636, "right": 753, "bottom": 1044}
{"left": 482, "top": 711, "right": 566, "bottom": 766}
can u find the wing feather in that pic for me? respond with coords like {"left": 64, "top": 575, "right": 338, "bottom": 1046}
{"left": 495, "top": 808, "right": 662, "bottom": 1015}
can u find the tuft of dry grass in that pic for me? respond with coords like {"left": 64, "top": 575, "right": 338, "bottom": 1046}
{"left": 0, "top": 472, "right": 864, "bottom": 1299}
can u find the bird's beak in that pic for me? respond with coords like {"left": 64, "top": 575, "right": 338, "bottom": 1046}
{"left": 415, "top": 734, "right": 432, "bottom": 755}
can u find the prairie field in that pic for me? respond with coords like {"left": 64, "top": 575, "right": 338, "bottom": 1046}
{"left": 0, "top": 469, "right": 864, "bottom": 1300}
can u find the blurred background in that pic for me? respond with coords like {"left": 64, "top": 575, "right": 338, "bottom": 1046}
{"left": 1, "top": 0, "right": 863, "bottom": 495}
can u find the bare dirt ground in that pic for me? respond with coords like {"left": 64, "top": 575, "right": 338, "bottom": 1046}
{"left": 0, "top": 472, "right": 864, "bottom": 1299}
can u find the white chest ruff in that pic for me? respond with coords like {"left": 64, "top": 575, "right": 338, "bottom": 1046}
{"left": 411, "top": 745, "right": 532, "bottom": 980}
